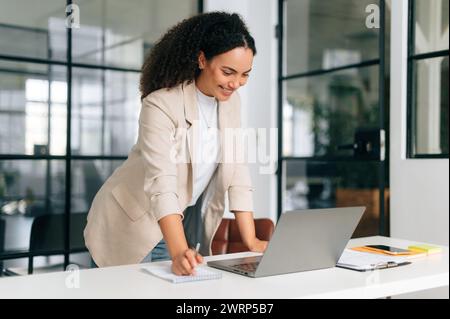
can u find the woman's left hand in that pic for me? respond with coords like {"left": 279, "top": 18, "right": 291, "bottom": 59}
{"left": 248, "top": 238, "right": 268, "bottom": 253}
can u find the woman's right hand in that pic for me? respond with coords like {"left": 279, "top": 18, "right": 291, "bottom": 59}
{"left": 171, "top": 248, "right": 204, "bottom": 276}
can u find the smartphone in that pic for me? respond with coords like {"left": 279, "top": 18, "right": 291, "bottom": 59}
{"left": 365, "top": 245, "right": 411, "bottom": 255}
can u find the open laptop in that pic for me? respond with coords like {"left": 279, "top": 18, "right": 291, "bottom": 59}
{"left": 207, "top": 207, "right": 365, "bottom": 278}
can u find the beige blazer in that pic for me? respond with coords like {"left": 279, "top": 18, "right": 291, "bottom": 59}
{"left": 84, "top": 80, "right": 254, "bottom": 267}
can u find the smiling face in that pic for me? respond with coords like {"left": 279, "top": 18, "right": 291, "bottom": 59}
{"left": 196, "top": 47, "right": 254, "bottom": 101}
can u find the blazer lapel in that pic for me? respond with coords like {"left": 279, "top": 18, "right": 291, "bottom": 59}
{"left": 218, "top": 98, "right": 230, "bottom": 163}
{"left": 217, "top": 97, "right": 234, "bottom": 193}
{"left": 183, "top": 80, "right": 198, "bottom": 128}
{"left": 183, "top": 81, "right": 198, "bottom": 168}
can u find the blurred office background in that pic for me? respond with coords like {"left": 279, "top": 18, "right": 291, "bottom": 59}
{"left": 0, "top": 0, "right": 200, "bottom": 274}
{"left": 0, "top": 0, "right": 448, "bottom": 277}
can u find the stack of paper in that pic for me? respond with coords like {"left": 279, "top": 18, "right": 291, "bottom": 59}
{"left": 337, "top": 249, "right": 409, "bottom": 271}
{"left": 142, "top": 264, "right": 222, "bottom": 284}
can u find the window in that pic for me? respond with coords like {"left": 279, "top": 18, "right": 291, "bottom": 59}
{"left": 279, "top": 0, "right": 390, "bottom": 237}
{"left": 0, "top": 0, "right": 200, "bottom": 275}
{"left": 408, "top": 0, "right": 449, "bottom": 158}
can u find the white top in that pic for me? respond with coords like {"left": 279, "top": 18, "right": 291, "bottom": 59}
{"left": 187, "top": 88, "right": 220, "bottom": 207}
{"left": 0, "top": 236, "right": 447, "bottom": 298}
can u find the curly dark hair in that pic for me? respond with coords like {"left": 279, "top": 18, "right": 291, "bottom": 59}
{"left": 139, "top": 12, "right": 256, "bottom": 99}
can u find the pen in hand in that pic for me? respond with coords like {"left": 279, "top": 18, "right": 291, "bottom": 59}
{"left": 188, "top": 243, "right": 201, "bottom": 276}
{"left": 194, "top": 242, "right": 201, "bottom": 258}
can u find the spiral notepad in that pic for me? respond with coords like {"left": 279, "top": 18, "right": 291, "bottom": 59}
{"left": 142, "top": 264, "right": 222, "bottom": 284}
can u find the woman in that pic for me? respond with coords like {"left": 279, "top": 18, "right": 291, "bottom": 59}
{"left": 84, "top": 12, "right": 268, "bottom": 275}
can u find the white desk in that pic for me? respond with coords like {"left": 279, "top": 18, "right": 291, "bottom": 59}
{"left": 0, "top": 236, "right": 448, "bottom": 299}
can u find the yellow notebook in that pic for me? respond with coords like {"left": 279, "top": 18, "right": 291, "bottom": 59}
{"left": 408, "top": 244, "right": 442, "bottom": 255}
{"left": 351, "top": 246, "right": 427, "bottom": 259}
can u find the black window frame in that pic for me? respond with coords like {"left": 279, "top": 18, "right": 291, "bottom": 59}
{"left": 407, "top": 0, "right": 450, "bottom": 159}
{"left": 277, "top": 0, "right": 388, "bottom": 236}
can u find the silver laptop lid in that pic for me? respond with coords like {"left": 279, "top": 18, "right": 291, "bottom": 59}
{"left": 254, "top": 206, "right": 365, "bottom": 277}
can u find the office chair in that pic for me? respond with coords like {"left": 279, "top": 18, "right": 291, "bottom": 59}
{"left": 211, "top": 218, "right": 275, "bottom": 255}
{"left": 27, "top": 213, "right": 88, "bottom": 274}
{"left": 3, "top": 213, "right": 87, "bottom": 276}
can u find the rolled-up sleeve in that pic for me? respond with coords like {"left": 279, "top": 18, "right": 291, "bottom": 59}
{"left": 139, "top": 95, "right": 182, "bottom": 221}
{"left": 228, "top": 164, "right": 254, "bottom": 212}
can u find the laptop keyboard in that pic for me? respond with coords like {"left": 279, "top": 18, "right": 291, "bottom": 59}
{"left": 231, "top": 262, "right": 259, "bottom": 273}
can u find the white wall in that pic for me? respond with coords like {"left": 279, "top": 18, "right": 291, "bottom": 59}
{"left": 205, "top": 0, "right": 278, "bottom": 223}
{"left": 390, "top": 0, "right": 449, "bottom": 246}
